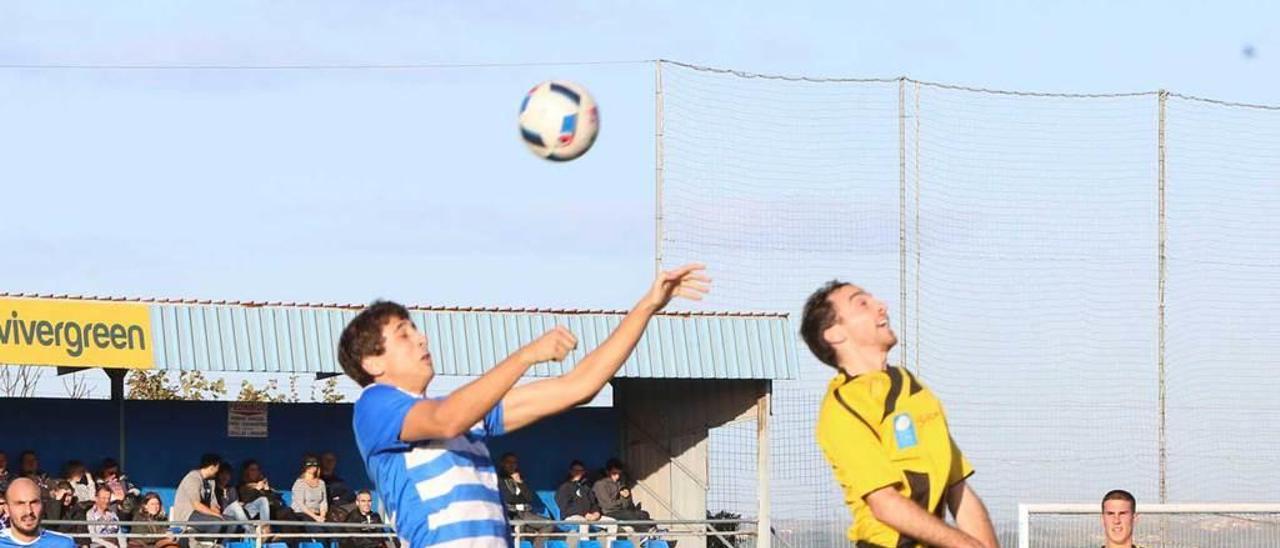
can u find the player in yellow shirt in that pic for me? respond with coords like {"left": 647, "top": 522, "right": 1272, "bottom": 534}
{"left": 801, "top": 281, "right": 997, "bottom": 547}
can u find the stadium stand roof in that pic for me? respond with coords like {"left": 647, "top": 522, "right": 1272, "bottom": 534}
{"left": 0, "top": 293, "right": 799, "bottom": 380}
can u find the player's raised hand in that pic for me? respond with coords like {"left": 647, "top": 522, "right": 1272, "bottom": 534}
{"left": 521, "top": 326, "right": 578, "bottom": 363}
{"left": 642, "top": 263, "right": 710, "bottom": 311}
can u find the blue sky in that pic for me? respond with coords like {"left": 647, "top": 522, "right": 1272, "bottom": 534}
{"left": 2, "top": 0, "right": 1276, "bottom": 308}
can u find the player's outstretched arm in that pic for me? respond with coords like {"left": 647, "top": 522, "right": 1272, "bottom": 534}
{"left": 501, "top": 263, "right": 709, "bottom": 433}
{"left": 946, "top": 481, "right": 998, "bottom": 548}
{"left": 400, "top": 327, "right": 578, "bottom": 442}
{"left": 865, "top": 487, "right": 989, "bottom": 548}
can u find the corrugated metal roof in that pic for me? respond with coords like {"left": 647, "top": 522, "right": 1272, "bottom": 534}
{"left": 1, "top": 295, "right": 797, "bottom": 380}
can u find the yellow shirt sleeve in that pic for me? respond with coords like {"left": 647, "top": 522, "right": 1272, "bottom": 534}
{"left": 818, "top": 394, "right": 901, "bottom": 499}
{"left": 947, "top": 435, "right": 975, "bottom": 487}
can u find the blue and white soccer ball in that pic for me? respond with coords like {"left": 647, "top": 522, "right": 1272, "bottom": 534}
{"left": 518, "top": 80, "right": 599, "bottom": 162}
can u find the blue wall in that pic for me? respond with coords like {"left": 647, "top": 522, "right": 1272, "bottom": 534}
{"left": 0, "top": 398, "right": 618, "bottom": 513}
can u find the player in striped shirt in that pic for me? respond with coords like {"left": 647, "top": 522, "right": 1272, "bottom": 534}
{"left": 338, "top": 264, "right": 708, "bottom": 548}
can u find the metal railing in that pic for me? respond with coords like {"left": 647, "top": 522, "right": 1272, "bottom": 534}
{"left": 511, "top": 518, "right": 758, "bottom": 547}
{"left": 44, "top": 519, "right": 397, "bottom": 547}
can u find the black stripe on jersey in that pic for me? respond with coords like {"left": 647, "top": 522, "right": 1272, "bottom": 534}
{"left": 835, "top": 378, "right": 881, "bottom": 442}
{"left": 899, "top": 470, "right": 933, "bottom": 548}
{"left": 903, "top": 367, "right": 924, "bottom": 395}
{"left": 884, "top": 367, "right": 904, "bottom": 416}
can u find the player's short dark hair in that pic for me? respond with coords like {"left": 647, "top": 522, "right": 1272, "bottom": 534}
{"left": 801, "top": 280, "right": 852, "bottom": 368}
{"left": 199, "top": 453, "right": 222, "bottom": 470}
{"left": 338, "top": 301, "right": 412, "bottom": 387}
{"left": 1102, "top": 489, "right": 1136, "bottom": 512}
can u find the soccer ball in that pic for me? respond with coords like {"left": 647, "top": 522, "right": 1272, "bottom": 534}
{"left": 518, "top": 80, "right": 599, "bottom": 161}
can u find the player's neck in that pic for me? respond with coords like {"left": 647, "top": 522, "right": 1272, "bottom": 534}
{"left": 1105, "top": 541, "right": 1134, "bottom": 548}
{"left": 374, "top": 375, "right": 429, "bottom": 396}
{"left": 10, "top": 528, "right": 40, "bottom": 543}
{"left": 837, "top": 347, "right": 889, "bottom": 378}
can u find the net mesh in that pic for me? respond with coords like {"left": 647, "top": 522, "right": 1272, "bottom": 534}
{"left": 659, "top": 60, "right": 1280, "bottom": 547}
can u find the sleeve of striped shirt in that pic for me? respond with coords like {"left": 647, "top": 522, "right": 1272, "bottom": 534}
{"left": 355, "top": 385, "right": 418, "bottom": 452}
{"left": 480, "top": 401, "right": 505, "bottom": 438}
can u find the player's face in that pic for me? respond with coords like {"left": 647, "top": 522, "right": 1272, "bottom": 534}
{"left": 825, "top": 285, "right": 896, "bottom": 352}
{"left": 371, "top": 317, "right": 434, "bottom": 392}
{"left": 8, "top": 483, "right": 43, "bottom": 538}
{"left": 1101, "top": 499, "right": 1136, "bottom": 544}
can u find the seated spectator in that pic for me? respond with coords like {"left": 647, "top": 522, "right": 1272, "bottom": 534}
{"left": 213, "top": 462, "right": 267, "bottom": 534}
{"left": 555, "top": 460, "right": 615, "bottom": 548}
{"left": 86, "top": 486, "right": 124, "bottom": 548}
{"left": 593, "top": 459, "right": 654, "bottom": 535}
{"left": 96, "top": 459, "right": 141, "bottom": 518}
{"left": 172, "top": 454, "right": 230, "bottom": 538}
{"left": 17, "top": 450, "right": 50, "bottom": 492}
{"left": 42, "top": 480, "right": 89, "bottom": 539}
{"left": 291, "top": 456, "right": 328, "bottom": 532}
{"left": 319, "top": 452, "right": 355, "bottom": 514}
{"left": 1, "top": 488, "right": 10, "bottom": 529}
{"left": 498, "top": 453, "right": 555, "bottom": 548}
{"left": 63, "top": 461, "right": 97, "bottom": 505}
{"left": 128, "top": 493, "right": 179, "bottom": 548}
{"left": 340, "top": 490, "right": 392, "bottom": 548}
{"left": 0, "top": 451, "right": 12, "bottom": 490}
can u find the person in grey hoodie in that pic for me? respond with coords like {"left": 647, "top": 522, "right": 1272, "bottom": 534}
{"left": 591, "top": 459, "right": 653, "bottom": 534}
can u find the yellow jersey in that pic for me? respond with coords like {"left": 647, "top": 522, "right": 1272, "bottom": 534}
{"left": 816, "top": 366, "right": 974, "bottom": 547}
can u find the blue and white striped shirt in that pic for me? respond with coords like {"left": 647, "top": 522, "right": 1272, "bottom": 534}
{"left": 354, "top": 384, "right": 508, "bottom": 548}
{"left": 0, "top": 528, "right": 76, "bottom": 548}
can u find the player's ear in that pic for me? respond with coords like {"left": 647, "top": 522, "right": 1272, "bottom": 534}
{"left": 822, "top": 323, "right": 846, "bottom": 346}
{"left": 361, "top": 356, "right": 386, "bottom": 379}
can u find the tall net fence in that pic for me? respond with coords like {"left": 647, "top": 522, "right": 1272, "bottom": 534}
{"left": 658, "top": 60, "right": 1280, "bottom": 546}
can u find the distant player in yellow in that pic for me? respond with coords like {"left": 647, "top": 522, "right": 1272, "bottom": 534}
{"left": 801, "top": 281, "right": 997, "bottom": 547}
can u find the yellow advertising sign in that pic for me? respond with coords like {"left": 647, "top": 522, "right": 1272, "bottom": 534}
{"left": 0, "top": 298, "right": 154, "bottom": 369}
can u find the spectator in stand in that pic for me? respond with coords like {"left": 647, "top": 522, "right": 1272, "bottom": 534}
{"left": 498, "top": 453, "right": 554, "bottom": 548}
{"left": 213, "top": 462, "right": 267, "bottom": 534}
{"left": 95, "top": 460, "right": 139, "bottom": 519}
{"left": 85, "top": 487, "right": 123, "bottom": 548}
{"left": 340, "top": 490, "right": 390, "bottom": 548}
{"left": 17, "top": 451, "right": 50, "bottom": 493}
{"left": 593, "top": 459, "right": 654, "bottom": 535}
{"left": 291, "top": 456, "right": 328, "bottom": 532}
{"left": 0, "top": 452, "right": 12, "bottom": 489}
{"left": 1, "top": 489, "right": 10, "bottom": 529}
{"left": 127, "top": 493, "right": 178, "bottom": 548}
{"left": 2, "top": 478, "right": 76, "bottom": 548}
{"left": 63, "top": 462, "right": 97, "bottom": 506}
{"left": 556, "top": 461, "right": 614, "bottom": 548}
{"left": 172, "top": 454, "right": 229, "bottom": 537}
{"left": 41, "top": 480, "right": 88, "bottom": 539}
{"left": 318, "top": 453, "right": 354, "bottom": 515}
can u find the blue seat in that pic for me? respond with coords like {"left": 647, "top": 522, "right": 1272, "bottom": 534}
{"left": 579, "top": 541, "right": 603, "bottom": 548}
{"left": 518, "top": 541, "right": 535, "bottom": 548}
{"left": 264, "top": 543, "right": 289, "bottom": 548}
{"left": 644, "top": 541, "right": 671, "bottom": 548}
{"left": 612, "top": 541, "right": 636, "bottom": 548}
{"left": 299, "top": 542, "right": 325, "bottom": 548}
{"left": 224, "top": 542, "right": 254, "bottom": 548}
{"left": 545, "top": 541, "right": 569, "bottom": 548}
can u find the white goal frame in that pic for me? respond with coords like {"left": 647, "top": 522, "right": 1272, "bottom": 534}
{"left": 1018, "top": 503, "right": 1280, "bottom": 548}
